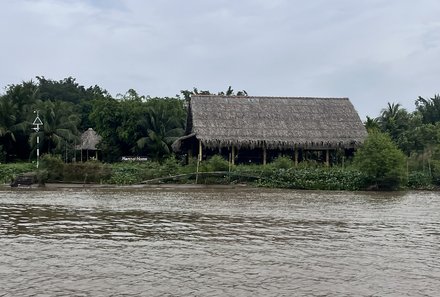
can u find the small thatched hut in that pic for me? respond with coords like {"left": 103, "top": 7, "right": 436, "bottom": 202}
{"left": 76, "top": 128, "right": 102, "bottom": 161}
{"left": 172, "top": 95, "right": 367, "bottom": 165}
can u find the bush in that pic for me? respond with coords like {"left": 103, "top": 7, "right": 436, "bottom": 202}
{"left": 106, "top": 161, "right": 178, "bottom": 185}
{"left": 0, "top": 163, "right": 35, "bottom": 184}
{"left": 407, "top": 171, "right": 432, "bottom": 189}
{"left": 63, "top": 161, "right": 111, "bottom": 183}
{"left": 40, "top": 155, "right": 64, "bottom": 181}
{"left": 353, "top": 131, "right": 407, "bottom": 190}
{"left": 268, "top": 156, "right": 293, "bottom": 170}
{"left": 429, "top": 160, "right": 440, "bottom": 186}
{"left": 201, "top": 155, "right": 230, "bottom": 172}
{"left": 158, "top": 156, "right": 182, "bottom": 176}
{"left": 257, "top": 167, "right": 367, "bottom": 190}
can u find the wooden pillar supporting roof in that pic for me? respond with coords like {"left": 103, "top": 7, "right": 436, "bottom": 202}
{"left": 198, "top": 139, "right": 202, "bottom": 161}
{"left": 263, "top": 146, "right": 267, "bottom": 165}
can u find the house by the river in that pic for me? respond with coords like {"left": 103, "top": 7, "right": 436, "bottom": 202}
{"left": 172, "top": 95, "right": 367, "bottom": 166}
{"left": 76, "top": 128, "right": 102, "bottom": 161}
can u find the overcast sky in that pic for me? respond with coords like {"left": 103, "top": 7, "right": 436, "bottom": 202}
{"left": 1, "top": 0, "right": 440, "bottom": 119}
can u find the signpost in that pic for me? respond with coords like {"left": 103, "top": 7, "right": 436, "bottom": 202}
{"left": 32, "top": 111, "right": 43, "bottom": 168}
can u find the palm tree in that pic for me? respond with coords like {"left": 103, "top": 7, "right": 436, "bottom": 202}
{"left": 29, "top": 100, "right": 80, "bottom": 156}
{"left": 136, "top": 99, "right": 185, "bottom": 161}
{"left": 364, "top": 116, "right": 380, "bottom": 132}
{"left": 378, "top": 102, "right": 409, "bottom": 141}
{"left": 0, "top": 96, "right": 28, "bottom": 161}
{"left": 0, "top": 97, "right": 18, "bottom": 142}
{"left": 416, "top": 94, "right": 440, "bottom": 124}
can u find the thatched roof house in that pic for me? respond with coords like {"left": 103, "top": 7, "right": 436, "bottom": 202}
{"left": 78, "top": 128, "right": 102, "bottom": 150}
{"left": 173, "top": 96, "right": 367, "bottom": 157}
{"left": 76, "top": 128, "right": 102, "bottom": 161}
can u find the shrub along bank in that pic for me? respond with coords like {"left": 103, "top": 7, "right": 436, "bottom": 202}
{"left": 0, "top": 149, "right": 435, "bottom": 191}
{"left": 0, "top": 162, "right": 35, "bottom": 184}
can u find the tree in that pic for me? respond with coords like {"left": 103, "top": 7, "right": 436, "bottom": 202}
{"left": 89, "top": 93, "right": 152, "bottom": 162}
{"left": 136, "top": 98, "right": 186, "bottom": 161}
{"left": 364, "top": 116, "right": 380, "bottom": 132}
{"left": 29, "top": 100, "right": 80, "bottom": 156}
{"left": 378, "top": 102, "right": 410, "bottom": 142}
{"left": 353, "top": 131, "right": 407, "bottom": 190}
{"left": 0, "top": 97, "right": 19, "bottom": 160}
{"left": 415, "top": 94, "right": 440, "bottom": 124}
{"left": 36, "top": 76, "right": 109, "bottom": 131}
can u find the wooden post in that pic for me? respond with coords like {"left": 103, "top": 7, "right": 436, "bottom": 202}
{"left": 231, "top": 146, "right": 235, "bottom": 166}
{"left": 294, "top": 147, "right": 298, "bottom": 166}
{"left": 196, "top": 140, "right": 202, "bottom": 184}
{"left": 325, "top": 149, "right": 330, "bottom": 167}
{"left": 187, "top": 149, "right": 192, "bottom": 164}
{"left": 198, "top": 139, "right": 202, "bottom": 161}
{"left": 263, "top": 146, "right": 267, "bottom": 165}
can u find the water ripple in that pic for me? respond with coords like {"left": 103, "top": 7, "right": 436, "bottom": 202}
{"left": 1, "top": 189, "right": 439, "bottom": 296}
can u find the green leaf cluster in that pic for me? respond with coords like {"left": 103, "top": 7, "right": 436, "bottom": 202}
{"left": 254, "top": 167, "right": 367, "bottom": 190}
{"left": 353, "top": 131, "right": 406, "bottom": 190}
{"left": 0, "top": 163, "right": 35, "bottom": 184}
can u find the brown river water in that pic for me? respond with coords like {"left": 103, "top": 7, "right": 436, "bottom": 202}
{"left": 0, "top": 187, "right": 439, "bottom": 296}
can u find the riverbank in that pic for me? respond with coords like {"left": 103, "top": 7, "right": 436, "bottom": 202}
{"left": 1, "top": 189, "right": 439, "bottom": 296}
{"left": 1, "top": 182, "right": 254, "bottom": 191}
{"left": 1, "top": 157, "right": 437, "bottom": 191}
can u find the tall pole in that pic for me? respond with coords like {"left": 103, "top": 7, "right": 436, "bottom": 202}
{"left": 37, "top": 135, "right": 40, "bottom": 168}
{"left": 32, "top": 111, "right": 43, "bottom": 169}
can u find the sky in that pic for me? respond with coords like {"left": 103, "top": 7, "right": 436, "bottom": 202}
{"left": 1, "top": 0, "right": 440, "bottom": 119}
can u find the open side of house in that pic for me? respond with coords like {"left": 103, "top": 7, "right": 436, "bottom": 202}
{"left": 172, "top": 95, "right": 367, "bottom": 166}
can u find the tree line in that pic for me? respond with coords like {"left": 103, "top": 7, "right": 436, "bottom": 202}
{"left": 0, "top": 77, "right": 247, "bottom": 163}
{"left": 2, "top": 76, "right": 440, "bottom": 189}
{"left": 362, "top": 95, "right": 440, "bottom": 187}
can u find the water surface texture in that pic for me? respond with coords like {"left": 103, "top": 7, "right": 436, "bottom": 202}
{"left": 1, "top": 188, "right": 439, "bottom": 296}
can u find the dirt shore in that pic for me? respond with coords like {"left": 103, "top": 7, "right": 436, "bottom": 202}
{"left": 1, "top": 182, "right": 254, "bottom": 191}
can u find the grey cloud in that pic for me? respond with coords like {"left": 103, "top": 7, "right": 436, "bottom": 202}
{"left": 1, "top": 0, "right": 440, "bottom": 120}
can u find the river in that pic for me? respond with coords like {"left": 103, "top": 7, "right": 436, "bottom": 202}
{"left": 0, "top": 187, "right": 439, "bottom": 296}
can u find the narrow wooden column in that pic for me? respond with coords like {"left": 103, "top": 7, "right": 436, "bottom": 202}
{"left": 325, "top": 149, "right": 330, "bottom": 167}
{"left": 263, "top": 146, "right": 267, "bottom": 165}
{"left": 231, "top": 146, "right": 235, "bottom": 165}
{"left": 198, "top": 139, "right": 202, "bottom": 161}
{"left": 196, "top": 140, "right": 202, "bottom": 184}
{"left": 294, "top": 147, "right": 298, "bottom": 166}
{"left": 186, "top": 149, "right": 192, "bottom": 164}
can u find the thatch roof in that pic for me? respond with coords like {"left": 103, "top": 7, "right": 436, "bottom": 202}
{"left": 173, "top": 95, "right": 367, "bottom": 151}
{"left": 77, "top": 128, "right": 102, "bottom": 150}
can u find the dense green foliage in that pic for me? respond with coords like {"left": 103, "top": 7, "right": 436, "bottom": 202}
{"left": 2, "top": 76, "right": 440, "bottom": 190}
{"left": 369, "top": 94, "right": 440, "bottom": 189}
{"left": 353, "top": 131, "right": 407, "bottom": 190}
{"left": 256, "top": 167, "right": 367, "bottom": 190}
{"left": 0, "top": 77, "right": 187, "bottom": 162}
{"left": 0, "top": 163, "right": 35, "bottom": 184}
